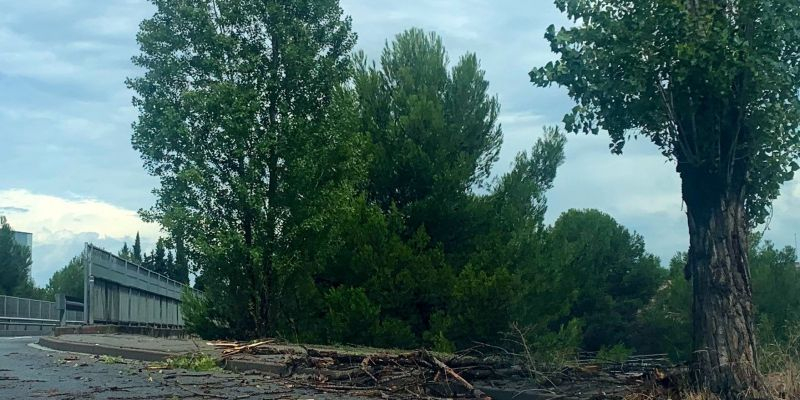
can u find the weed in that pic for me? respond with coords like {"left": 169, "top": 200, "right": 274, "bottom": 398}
{"left": 151, "top": 352, "right": 220, "bottom": 372}
{"left": 100, "top": 355, "right": 124, "bottom": 364}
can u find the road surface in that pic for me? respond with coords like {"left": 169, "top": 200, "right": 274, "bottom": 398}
{"left": 0, "top": 336, "right": 356, "bottom": 399}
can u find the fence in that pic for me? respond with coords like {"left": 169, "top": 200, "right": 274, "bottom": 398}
{"left": 0, "top": 294, "right": 83, "bottom": 322}
{"left": 576, "top": 351, "right": 671, "bottom": 373}
{"left": 84, "top": 243, "right": 191, "bottom": 326}
{"left": 0, "top": 294, "right": 83, "bottom": 336}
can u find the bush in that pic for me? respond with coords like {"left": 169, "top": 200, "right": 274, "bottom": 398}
{"left": 181, "top": 288, "right": 230, "bottom": 340}
{"left": 596, "top": 343, "right": 633, "bottom": 364}
{"left": 445, "top": 266, "right": 517, "bottom": 348}
{"left": 373, "top": 318, "right": 418, "bottom": 349}
{"left": 324, "top": 287, "right": 380, "bottom": 345}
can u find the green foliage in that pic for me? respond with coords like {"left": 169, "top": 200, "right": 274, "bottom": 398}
{"left": 444, "top": 266, "right": 518, "bottom": 348}
{"left": 323, "top": 287, "right": 380, "bottom": 345}
{"left": 46, "top": 256, "right": 85, "bottom": 300}
{"left": 632, "top": 253, "right": 693, "bottom": 362}
{"left": 181, "top": 287, "right": 230, "bottom": 340}
{"left": 100, "top": 355, "right": 124, "bottom": 364}
{"left": 117, "top": 234, "right": 188, "bottom": 283}
{"left": 0, "top": 217, "right": 33, "bottom": 297}
{"left": 515, "top": 319, "right": 584, "bottom": 368}
{"left": 637, "top": 239, "right": 800, "bottom": 363}
{"left": 758, "top": 321, "right": 800, "bottom": 375}
{"left": 118, "top": 243, "right": 133, "bottom": 263}
{"left": 354, "top": 28, "right": 502, "bottom": 215}
{"left": 373, "top": 318, "right": 418, "bottom": 350}
{"left": 546, "top": 209, "right": 666, "bottom": 351}
{"left": 134, "top": 18, "right": 675, "bottom": 363}
{"left": 132, "top": 232, "right": 142, "bottom": 264}
{"left": 750, "top": 239, "right": 800, "bottom": 343}
{"left": 321, "top": 30, "right": 572, "bottom": 351}
{"left": 142, "top": 238, "right": 168, "bottom": 276}
{"left": 596, "top": 344, "right": 634, "bottom": 364}
{"left": 531, "top": 0, "right": 800, "bottom": 225}
{"left": 158, "top": 353, "right": 219, "bottom": 372}
{"left": 130, "top": 0, "right": 359, "bottom": 338}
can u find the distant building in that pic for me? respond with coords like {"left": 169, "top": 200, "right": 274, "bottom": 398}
{"left": 12, "top": 230, "right": 32, "bottom": 249}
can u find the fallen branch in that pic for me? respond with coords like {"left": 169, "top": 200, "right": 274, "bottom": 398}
{"left": 425, "top": 351, "right": 492, "bottom": 400}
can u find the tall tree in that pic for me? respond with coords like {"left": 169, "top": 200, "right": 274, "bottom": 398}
{"left": 0, "top": 217, "right": 33, "bottom": 296}
{"left": 531, "top": 0, "right": 800, "bottom": 396}
{"left": 353, "top": 28, "right": 502, "bottom": 248}
{"left": 132, "top": 232, "right": 142, "bottom": 264}
{"left": 144, "top": 238, "right": 168, "bottom": 276}
{"left": 165, "top": 251, "right": 176, "bottom": 280}
{"left": 129, "top": 0, "right": 358, "bottom": 337}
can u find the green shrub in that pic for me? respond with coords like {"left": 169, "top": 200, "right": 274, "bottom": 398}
{"left": 181, "top": 288, "right": 229, "bottom": 340}
{"left": 324, "top": 286, "right": 380, "bottom": 345}
{"left": 373, "top": 318, "right": 418, "bottom": 349}
{"left": 596, "top": 343, "right": 633, "bottom": 364}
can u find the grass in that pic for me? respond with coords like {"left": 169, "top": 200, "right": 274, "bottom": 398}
{"left": 759, "top": 328, "right": 800, "bottom": 400}
{"left": 99, "top": 355, "right": 124, "bottom": 364}
{"left": 622, "top": 330, "right": 800, "bottom": 400}
{"left": 149, "top": 352, "right": 220, "bottom": 372}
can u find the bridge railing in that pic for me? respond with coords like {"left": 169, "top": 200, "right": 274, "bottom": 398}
{"left": 0, "top": 294, "right": 83, "bottom": 323}
{"left": 84, "top": 243, "right": 196, "bottom": 327}
{"left": 0, "top": 294, "right": 83, "bottom": 336}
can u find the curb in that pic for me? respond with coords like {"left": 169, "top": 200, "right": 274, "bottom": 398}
{"left": 54, "top": 325, "right": 186, "bottom": 338}
{"left": 223, "top": 358, "right": 289, "bottom": 376}
{"left": 36, "top": 336, "right": 291, "bottom": 376}
{"left": 38, "top": 336, "right": 177, "bottom": 362}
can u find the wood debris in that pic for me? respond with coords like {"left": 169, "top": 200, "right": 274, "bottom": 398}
{"left": 208, "top": 340, "right": 275, "bottom": 358}
{"left": 206, "top": 340, "right": 666, "bottom": 399}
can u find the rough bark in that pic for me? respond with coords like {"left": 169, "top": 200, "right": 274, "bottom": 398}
{"left": 681, "top": 168, "right": 764, "bottom": 399}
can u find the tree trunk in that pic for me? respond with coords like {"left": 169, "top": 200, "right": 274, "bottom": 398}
{"left": 682, "top": 172, "right": 764, "bottom": 399}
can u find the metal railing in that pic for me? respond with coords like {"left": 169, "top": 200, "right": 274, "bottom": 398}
{"left": 0, "top": 294, "right": 83, "bottom": 323}
{"left": 85, "top": 243, "right": 193, "bottom": 326}
{"left": 576, "top": 351, "right": 672, "bottom": 373}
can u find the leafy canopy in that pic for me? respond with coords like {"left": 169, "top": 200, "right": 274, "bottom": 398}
{"left": 46, "top": 256, "right": 85, "bottom": 300}
{"left": 531, "top": 0, "right": 800, "bottom": 224}
{"left": 128, "top": 0, "right": 359, "bottom": 337}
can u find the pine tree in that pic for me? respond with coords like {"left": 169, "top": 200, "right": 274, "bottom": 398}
{"left": 118, "top": 243, "right": 132, "bottom": 262}
{"left": 165, "top": 251, "right": 175, "bottom": 281}
{"left": 132, "top": 232, "right": 142, "bottom": 264}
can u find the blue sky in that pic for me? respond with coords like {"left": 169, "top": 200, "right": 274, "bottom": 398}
{"left": 1, "top": 0, "right": 799, "bottom": 286}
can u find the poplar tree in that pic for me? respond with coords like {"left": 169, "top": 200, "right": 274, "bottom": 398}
{"left": 532, "top": 0, "right": 800, "bottom": 396}
{"left": 129, "top": 0, "right": 359, "bottom": 337}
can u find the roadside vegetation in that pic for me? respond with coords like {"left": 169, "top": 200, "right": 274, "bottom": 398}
{"left": 2, "top": 0, "right": 798, "bottom": 398}
{"left": 122, "top": 1, "right": 800, "bottom": 398}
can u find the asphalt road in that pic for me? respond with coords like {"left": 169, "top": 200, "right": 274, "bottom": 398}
{"left": 0, "top": 336, "right": 357, "bottom": 399}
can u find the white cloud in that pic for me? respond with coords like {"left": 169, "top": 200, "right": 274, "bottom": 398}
{"left": 0, "top": 189, "right": 160, "bottom": 285}
{"left": 0, "top": 27, "right": 80, "bottom": 80}
{"left": 0, "top": 189, "right": 159, "bottom": 243}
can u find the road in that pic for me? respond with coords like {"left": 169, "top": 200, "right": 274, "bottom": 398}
{"left": 0, "top": 336, "right": 356, "bottom": 399}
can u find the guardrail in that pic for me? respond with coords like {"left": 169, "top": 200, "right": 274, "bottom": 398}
{"left": 0, "top": 312, "right": 83, "bottom": 337}
{"left": 0, "top": 294, "right": 83, "bottom": 322}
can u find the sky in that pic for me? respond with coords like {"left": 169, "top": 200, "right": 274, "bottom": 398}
{"left": 1, "top": 0, "right": 799, "bottom": 286}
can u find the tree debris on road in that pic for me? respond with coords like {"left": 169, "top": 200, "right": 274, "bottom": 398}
{"left": 205, "top": 340, "right": 667, "bottom": 399}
